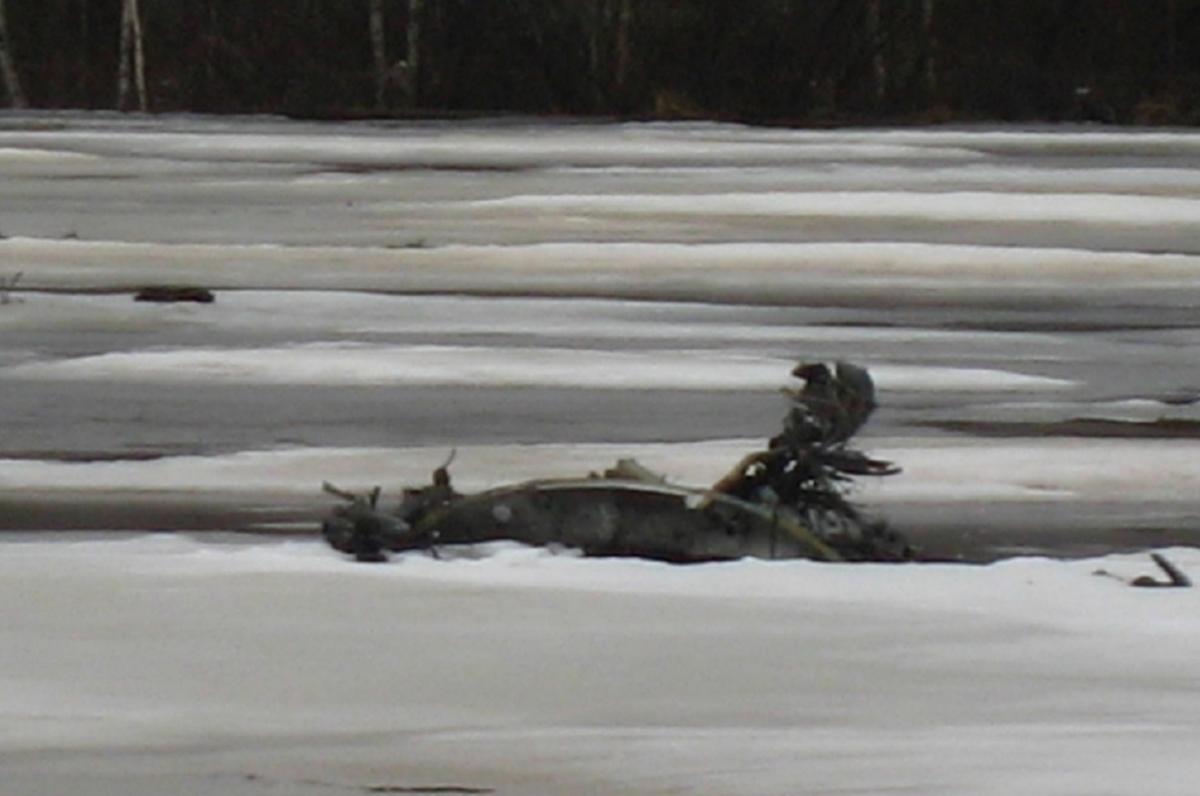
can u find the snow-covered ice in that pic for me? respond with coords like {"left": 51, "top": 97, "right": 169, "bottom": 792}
{"left": 464, "top": 189, "right": 1200, "bottom": 227}
{"left": 2, "top": 535, "right": 1200, "bottom": 795}
{"left": 4, "top": 341, "right": 1074, "bottom": 391}
{"left": 1, "top": 436, "right": 1195, "bottom": 505}
{"left": 1, "top": 113, "right": 1197, "bottom": 524}
{"left": 6, "top": 238, "right": 1199, "bottom": 295}
{"left": 3, "top": 112, "right": 1200, "bottom": 794}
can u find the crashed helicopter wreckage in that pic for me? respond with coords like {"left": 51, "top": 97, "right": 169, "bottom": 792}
{"left": 321, "top": 360, "right": 914, "bottom": 564}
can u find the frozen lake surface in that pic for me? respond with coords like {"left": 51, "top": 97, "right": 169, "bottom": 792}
{"left": 4, "top": 536, "right": 1200, "bottom": 796}
{"left": 1, "top": 112, "right": 1199, "bottom": 793}
{"left": 2, "top": 112, "right": 1198, "bottom": 554}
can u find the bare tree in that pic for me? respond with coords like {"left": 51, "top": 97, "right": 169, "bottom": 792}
{"left": 0, "top": 0, "right": 26, "bottom": 108}
{"left": 865, "top": 0, "right": 886, "bottom": 107}
{"left": 405, "top": 0, "right": 422, "bottom": 106}
{"left": 117, "top": 0, "right": 148, "bottom": 111}
{"left": 582, "top": 0, "right": 613, "bottom": 109}
{"left": 920, "top": 0, "right": 937, "bottom": 101}
{"left": 371, "top": 0, "right": 422, "bottom": 108}
{"left": 613, "top": 0, "right": 632, "bottom": 99}
{"left": 583, "top": 0, "right": 632, "bottom": 108}
{"left": 369, "top": 0, "right": 387, "bottom": 108}
{"left": 1165, "top": 0, "right": 1177, "bottom": 69}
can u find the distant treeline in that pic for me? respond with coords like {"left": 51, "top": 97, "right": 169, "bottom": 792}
{"left": 0, "top": 0, "right": 1197, "bottom": 125}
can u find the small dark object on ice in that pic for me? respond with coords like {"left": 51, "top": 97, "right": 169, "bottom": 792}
{"left": 1131, "top": 553, "right": 1192, "bottom": 588}
{"left": 1095, "top": 552, "right": 1192, "bottom": 588}
{"left": 134, "top": 285, "right": 215, "bottom": 303}
{"left": 320, "top": 360, "right": 910, "bottom": 565}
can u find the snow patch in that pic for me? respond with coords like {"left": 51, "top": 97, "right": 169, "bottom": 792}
{"left": 4, "top": 343, "right": 1075, "bottom": 390}
{"left": 465, "top": 190, "right": 1200, "bottom": 227}
{"left": 3, "top": 436, "right": 1194, "bottom": 505}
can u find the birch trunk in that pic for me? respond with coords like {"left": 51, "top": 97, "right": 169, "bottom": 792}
{"left": 0, "top": 0, "right": 26, "bottom": 108}
{"left": 117, "top": 0, "right": 132, "bottom": 108}
{"left": 131, "top": 0, "right": 147, "bottom": 109}
{"left": 117, "top": 0, "right": 147, "bottom": 111}
{"left": 369, "top": 0, "right": 387, "bottom": 108}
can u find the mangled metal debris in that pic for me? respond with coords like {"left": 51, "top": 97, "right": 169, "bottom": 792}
{"left": 322, "top": 360, "right": 911, "bottom": 564}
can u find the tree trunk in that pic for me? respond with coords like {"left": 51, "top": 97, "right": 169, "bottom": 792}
{"left": 131, "top": 0, "right": 147, "bottom": 109}
{"left": 405, "top": 0, "right": 422, "bottom": 106}
{"left": 587, "top": 0, "right": 606, "bottom": 108}
{"left": 117, "top": 0, "right": 132, "bottom": 108}
{"left": 1165, "top": 0, "right": 1177, "bottom": 70}
{"left": 613, "top": 0, "right": 632, "bottom": 99}
{"left": 0, "top": 0, "right": 26, "bottom": 108}
{"left": 369, "top": 0, "right": 387, "bottom": 109}
{"left": 78, "top": 0, "right": 90, "bottom": 92}
{"left": 117, "top": 0, "right": 147, "bottom": 111}
{"left": 865, "top": 0, "right": 886, "bottom": 107}
{"left": 920, "top": 0, "right": 937, "bottom": 102}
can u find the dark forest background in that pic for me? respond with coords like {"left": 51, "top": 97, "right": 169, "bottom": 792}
{"left": 0, "top": 0, "right": 1197, "bottom": 126}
